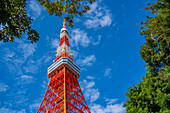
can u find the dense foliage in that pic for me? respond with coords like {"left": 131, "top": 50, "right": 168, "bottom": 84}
{"left": 124, "top": 0, "right": 170, "bottom": 112}
{"left": 0, "top": 0, "right": 39, "bottom": 43}
{"left": 37, "top": 0, "right": 95, "bottom": 27}
{"left": 0, "top": 0, "right": 95, "bottom": 43}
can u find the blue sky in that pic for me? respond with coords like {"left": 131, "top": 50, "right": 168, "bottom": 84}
{"left": 0, "top": 0, "right": 154, "bottom": 112}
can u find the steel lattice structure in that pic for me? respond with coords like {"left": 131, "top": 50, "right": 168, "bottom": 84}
{"left": 37, "top": 20, "right": 91, "bottom": 113}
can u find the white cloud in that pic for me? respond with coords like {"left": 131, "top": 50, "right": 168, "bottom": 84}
{"left": 3, "top": 102, "right": 12, "bottom": 107}
{"left": 85, "top": 81, "right": 95, "bottom": 88}
{"left": 87, "top": 2, "right": 98, "bottom": 14}
{"left": 0, "top": 83, "right": 8, "bottom": 92}
{"left": 29, "top": 103, "right": 40, "bottom": 113}
{"left": 23, "top": 64, "right": 38, "bottom": 74}
{"left": 90, "top": 103, "right": 125, "bottom": 113}
{"left": 51, "top": 38, "right": 59, "bottom": 48}
{"left": 15, "top": 95, "right": 29, "bottom": 105}
{"left": 74, "top": 18, "right": 81, "bottom": 23}
{"left": 90, "top": 104, "right": 105, "bottom": 113}
{"left": 72, "top": 50, "right": 79, "bottom": 59}
{"left": 23, "top": 53, "right": 52, "bottom": 74}
{"left": 86, "top": 88, "right": 100, "bottom": 103}
{"left": 44, "top": 56, "right": 52, "bottom": 63}
{"left": 80, "top": 80, "right": 100, "bottom": 103}
{"left": 29, "top": 0, "right": 42, "bottom": 19}
{"left": 0, "top": 107, "right": 26, "bottom": 113}
{"left": 70, "top": 29, "right": 102, "bottom": 47}
{"left": 2, "top": 48, "right": 15, "bottom": 62}
{"left": 104, "top": 68, "right": 112, "bottom": 78}
{"left": 29, "top": 95, "right": 45, "bottom": 113}
{"left": 92, "top": 35, "right": 101, "bottom": 45}
{"left": 70, "top": 29, "right": 91, "bottom": 47}
{"left": 17, "top": 41, "right": 37, "bottom": 60}
{"left": 87, "top": 76, "right": 95, "bottom": 80}
{"left": 76, "top": 55, "right": 96, "bottom": 66}
{"left": 2, "top": 47, "right": 24, "bottom": 75}
{"left": 100, "top": 10, "right": 112, "bottom": 27}
{"left": 19, "top": 75, "right": 34, "bottom": 84}
{"left": 105, "top": 98, "right": 118, "bottom": 105}
{"left": 17, "top": 90, "right": 27, "bottom": 95}
{"left": 20, "top": 75, "right": 33, "bottom": 80}
{"left": 84, "top": 1, "right": 112, "bottom": 29}
{"left": 41, "top": 80, "right": 48, "bottom": 89}
{"left": 37, "top": 53, "right": 52, "bottom": 64}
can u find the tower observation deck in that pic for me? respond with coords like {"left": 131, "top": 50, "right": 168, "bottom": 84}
{"left": 37, "top": 20, "right": 91, "bottom": 113}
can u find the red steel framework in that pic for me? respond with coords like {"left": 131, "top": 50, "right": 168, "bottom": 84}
{"left": 37, "top": 20, "right": 91, "bottom": 113}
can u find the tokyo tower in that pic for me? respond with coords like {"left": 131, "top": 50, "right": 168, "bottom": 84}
{"left": 37, "top": 20, "right": 91, "bottom": 113}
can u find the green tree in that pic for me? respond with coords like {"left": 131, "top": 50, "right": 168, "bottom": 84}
{"left": 0, "top": 0, "right": 95, "bottom": 43}
{"left": 37, "top": 0, "right": 95, "bottom": 27}
{"left": 0, "top": 0, "right": 39, "bottom": 43}
{"left": 124, "top": 0, "right": 170, "bottom": 112}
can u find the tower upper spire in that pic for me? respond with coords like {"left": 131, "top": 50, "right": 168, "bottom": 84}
{"left": 63, "top": 19, "right": 66, "bottom": 28}
{"left": 55, "top": 19, "right": 73, "bottom": 62}
{"left": 60, "top": 19, "right": 68, "bottom": 34}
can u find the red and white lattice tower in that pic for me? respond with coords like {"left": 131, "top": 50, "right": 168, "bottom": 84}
{"left": 37, "top": 20, "right": 91, "bottom": 113}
